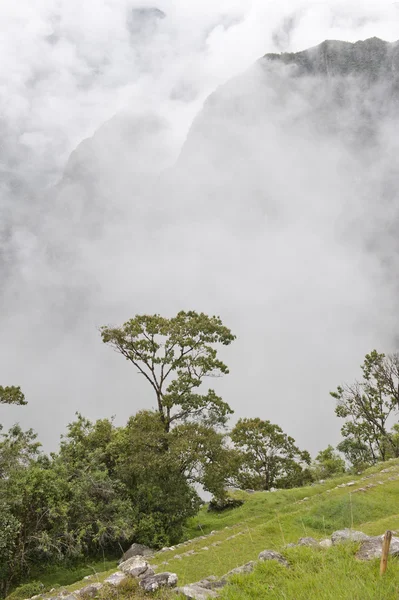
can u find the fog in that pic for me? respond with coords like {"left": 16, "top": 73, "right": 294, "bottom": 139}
{"left": 1, "top": 0, "right": 399, "bottom": 455}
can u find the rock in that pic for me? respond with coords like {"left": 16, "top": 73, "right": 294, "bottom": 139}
{"left": 140, "top": 567, "right": 155, "bottom": 579}
{"left": 319, "top": 538, "right": 333, "bottom": 549}
{"left": 78, "top": 583, "right": 103, "bottom": 598}
{"left": 208, "top": 497, "right": 244, "bottom": 512}
{"left": 176, "top": 585, "right": 219, "bottom": 599}
{"left": 226, "top": 561, "right": 255, "bottom": 576}
{"left": 140, "top": 572, "right": 178, "bottom": 592}
{"left": 119, "top": 556, "right": 149, "bottom": 577}
{"left": 193, "top": 577, "right": 226, "bottom": 591}
{"left": 120, "top": 542, "right": 153, "bottom": 562}
{"left": 331, "top": 529, "right": 369, "bottom": 545}
{"left": 104, "top": 572, "right": 128, "bottom": 587}
{"left": 298, "top": 537, "right": 319, "bottom": 547}
{"left": 258, "top": 550, "right": 289, "bottom": 567}
{"left": 356, "top": 535, "right": 399, "bottom": 560}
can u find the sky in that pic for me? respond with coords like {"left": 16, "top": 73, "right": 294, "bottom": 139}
{"left": 1, "top": 0, "right": 399, "bottom": 455}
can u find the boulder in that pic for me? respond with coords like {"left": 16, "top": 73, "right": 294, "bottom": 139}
{"left": 120, "top": 543, "right": 153, "bottom": 562}
{"left": 140, "top": 572, "right": 178, "bottom": 592}
{"left": 258, "top": 550, "right": 289, "bottom": 567}
{"left": 140, "top": 567, "right": 155, "bottom": 579}
{"left": 356, "top": 535, "right": 399, "bottom": 560}
{"left": 226, "top": 561, "right": 255, "bottom": 576}
{"left": 78, "top": 583, "right": 103, "bottom": 598}
{"left": 175, "top": 585, "right": 219, "bottom": 599}
{"left": 119, "top": 556, "right": 149, "bottom": 577}
{"left": 104, "top": 572, "right": 128, "bottom": 587}
{"left": 298, "top": 537, "right": 319, "bottom": 547}
{"left": 193, "top": 576, "right": 226, "bottom": 590}
{"left": 331, "top": 529, "right": 369, "bottom": 545}
{"left": 319, "top": 539, "right": 333, "bottom": 549}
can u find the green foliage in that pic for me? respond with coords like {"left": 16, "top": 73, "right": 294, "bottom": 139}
{"left": 100, "top": 311, "right": 235, "bottom": 431}
{"left": 331, "top": 350, "right": 399, "bottom": 466}
{"left": 311, "top": 445, "right": 346, "bottom": 480}
{"left": 113, "top": 411, "right": 201, "bottom": 546}
{"left": 0, "top": 386, "right": 26, "bottom": 406}
{"left": 230, "top": 418, "right": 311, "bottom": 491}
{"left": 170, "top": 421, "right": 240, "bottom": 500}
{"left": 5, "top": 581, "right": 45, "bottom": 600}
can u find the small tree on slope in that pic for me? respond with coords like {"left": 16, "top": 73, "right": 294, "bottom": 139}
{"left": 331, "top": 350, "right": 399, "bottom": 466}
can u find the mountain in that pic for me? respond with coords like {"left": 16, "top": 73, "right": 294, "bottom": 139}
{"left": 3, "top": 37, "right": 399, "bottom": 454}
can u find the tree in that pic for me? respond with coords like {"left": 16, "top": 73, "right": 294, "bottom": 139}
{"left": 230, "top": 418, "right": 311, "bottom": 491}
{"left": 0, "top": 386, "right": 26, "bottom": 406}
{"left": 101, "top": 311, "right": 235, "bottom": 431}
{"left": 331, "top": 350, "right": 399, "bottom": 465}
{"left": 170, "top": 421, "right": 240, "bottom": 501}
{"left": 312, "top": 445, "right": 346, "bottom": 480}
{"left": 111, "top": 411, "right": 201, "bottom": 546}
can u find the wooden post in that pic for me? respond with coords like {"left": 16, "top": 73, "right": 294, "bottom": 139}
{"left": 380, "top": 530, "right": 392, "bottom": 575}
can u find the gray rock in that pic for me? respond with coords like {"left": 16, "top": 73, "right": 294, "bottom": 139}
{"left": 104, "top": 572, "right": 128, "bottom": 587}
{"left": 319, "top": 538, "right": 333, "bottom": 549}
{"left": 140, "top": 567, "right": 155, "bottom": 579}
{"left": 120, "top": 543, "right": 153, "bottom": 562}
{"left": 356, "top": 535, "right": 399, "bottom": 560}
{"left": 258, "top": 550, "right": 289, "bottom": 567}
{"left": 226, "top": 561, "right": 255, "bottom": 576}
{"left": 331, "top": 529, "right": 369, "bottom": 545}
{"left": 176, "top": 585, "right": 219, "bottom": 599}
{"left": 298, "top": 537, "right": 319, "bottom": 547}
{"left": 119, "top": 556, "right": 149, "bottom": 577}
{"left": 140, "top": 572, "right": 178, "bottom": 592}
{"left": 194, "top": 577, "right": 226, "bottom": 590}
{"left": 78, "top": 583, "right": 103, "bottom": 598}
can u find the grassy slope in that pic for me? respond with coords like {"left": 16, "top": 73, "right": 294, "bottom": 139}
{"left": 18, "top": 459, "right": 399, "bottom": 599}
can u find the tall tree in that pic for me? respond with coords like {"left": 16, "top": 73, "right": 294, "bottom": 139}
{"left": 331, "top": 350, "right": 399, "bottom": 465}
{"left": 101, "top": 311, "right": 235, "bottom": 431}
{"left": 0, "top": 386, "right": 26, "bottom": 406}
{"left": 230, "top": 418, "right": 311, "bottom": 491}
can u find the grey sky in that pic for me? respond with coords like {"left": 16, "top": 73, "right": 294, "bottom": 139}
{"left": 1, "top": 1, "right": 399, "bottom": 455}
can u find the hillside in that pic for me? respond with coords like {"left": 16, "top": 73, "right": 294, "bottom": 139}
{"left": 14, "top": 459, "right": 399, "bottom": 600}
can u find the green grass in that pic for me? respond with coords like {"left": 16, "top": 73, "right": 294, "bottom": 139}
{"left": 28, "top": 559, "right": 119, "bottom": 589}
{"left": 11, "top": 459, "right": 399, "bottom": 599}
{"left": 220, "top": 545, "right": 399, "bottom": 600}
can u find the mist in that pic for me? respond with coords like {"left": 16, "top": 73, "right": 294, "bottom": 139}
{"left": 1, "top": 0, "right": 399, "bottom": 455}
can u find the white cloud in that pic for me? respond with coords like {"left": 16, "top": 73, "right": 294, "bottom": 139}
{"left": 1, "top": 0, "right": 399, "bottom": 455}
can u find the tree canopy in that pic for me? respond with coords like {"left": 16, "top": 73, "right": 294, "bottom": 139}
{"left": 101, "top": 311, "right": 235, "bottom": 431}
{"left": 230, "top": 418, "right": 311, "bottom": 491}
{"left": 0, "top": 386, "right": 26, "bottom": 406}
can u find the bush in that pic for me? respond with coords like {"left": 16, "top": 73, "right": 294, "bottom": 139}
{"left": 6, "top": 581, "right": 45, "bottom": 600}
{"left": 208, "top": 497, "right": 244, "bottom": 512}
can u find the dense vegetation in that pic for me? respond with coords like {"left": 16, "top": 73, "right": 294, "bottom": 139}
{"left": 1, "top": 311, "right": 399, "bottom": 597}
